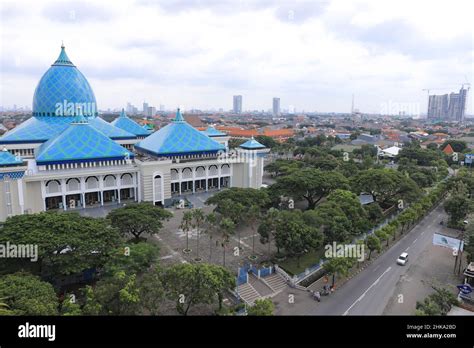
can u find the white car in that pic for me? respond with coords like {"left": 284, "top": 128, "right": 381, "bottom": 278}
{"left": 397, "top": 252, "right": 408, "bottom": 266}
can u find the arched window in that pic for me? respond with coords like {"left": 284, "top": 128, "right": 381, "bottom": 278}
{"left": 154, "top": 175, "right": 162, "bottom": 203}
{"left": 171, "top": 169, "right": 179, "bottom": 181}
{"left": 103, "top": 175, "right": 116, "bottom": 188}
{"left": 45, "top": 180, "right": 61, "bottom": 194}
{"left": 66, "top": 178, "right": 80, "bottom": 191}
{"left": 121, "top": 173, "right": 133, "bottom": 186}
{"left": 195, "top": 166, "right": 205, "bottom": 178}
{"left": 209, "top": 165, "right": 218, "bottom": 176}
{"left": 182, "top": 167, "right": 193, "bottom": 180}
{"left": 85, "top": 176, "right": 99, "bottom": 190}
{"left": 221, "top": 164, "right": 230, "bottom": 175}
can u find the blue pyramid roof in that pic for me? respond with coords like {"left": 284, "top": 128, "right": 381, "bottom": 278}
{"left": 202, "top": 126, "right": 226, "bottom": 137}
{"left": 0, "top": 116, "right": 135, "bottom": 144}
{"left": 135, "top": 109, "right": 225, "bottom": 157}
{"left": 36, "top": 117, "right": 134, "bottom": 165}
{"left": 111, "top": 109, "right": 151, "bottom": 137}
{"left": 87, "top": 116, "right": 136, "bottom": 140}
{"left": 239, "top": 137, "right": 266, "bottom": 150}
{"left": 0, "top": 116, "right": 74, "bottom": 144}
{"left": 0, "top": 148, "right": 23, "bottom": 166}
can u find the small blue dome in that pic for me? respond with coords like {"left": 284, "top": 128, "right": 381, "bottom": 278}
{"left": 32, "top": 45, "right": 97, "bottom": 117}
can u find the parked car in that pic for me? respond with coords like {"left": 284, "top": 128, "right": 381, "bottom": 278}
{"left": 396, "top": 252, "right": 408, "bottom": 266}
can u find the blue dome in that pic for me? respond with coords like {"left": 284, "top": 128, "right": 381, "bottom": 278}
{"left": 32, "top": 45, "right": 97, "bottom": 117}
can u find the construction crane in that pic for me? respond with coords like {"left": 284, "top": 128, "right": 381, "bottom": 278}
{"left": 423, "top": 83, "right": 471, "bottom": 97}
{"left": 422, "top": 88, "right": 447, "bottom": 96}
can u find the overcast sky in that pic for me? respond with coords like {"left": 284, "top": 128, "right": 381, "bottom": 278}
{"left": 1, "top": 0, "right": 473, "bottom": 114}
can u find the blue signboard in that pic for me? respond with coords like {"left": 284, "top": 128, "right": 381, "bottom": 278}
{"left": 457, "top": 284, "right": 473, "bottom": 294}
{"left": 465, "top": 154, "right": 474, "bottom": 165}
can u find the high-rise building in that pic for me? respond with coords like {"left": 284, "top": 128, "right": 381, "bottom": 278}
{"left": 273, "top": 97, "right": 280, "bottom": 116}
{"left": 447, "top": 87, "right": 468, "bottom": 121}
{"left": 427, "top": 87, "right": 468, "bottom": 122}
{"left": 143, "top": 101, "right": 149, "bottom": 114}
{"left": 427, "top": 94, "right": 449, "bottom": 119}
{"left": 147, "top": 106, "right": 156, "bottom": 117}
{"left": 233, "top": 95, "right": 242, "bottom": 114}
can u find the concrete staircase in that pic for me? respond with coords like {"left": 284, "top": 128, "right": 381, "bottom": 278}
{"left": 236, "top": 282, "right": 261, "bottom": 305}
{"left": 237, "top": 273, "right": 289, "bottom": 305}
{"left": 261, "top": 273, "right": 287, "bottom": 293}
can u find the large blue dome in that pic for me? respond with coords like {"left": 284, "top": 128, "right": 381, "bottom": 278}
{"left": 32, "top": 45, "right": 97, "bottom": 117}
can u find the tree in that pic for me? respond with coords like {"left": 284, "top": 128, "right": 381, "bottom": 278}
{"left": 162, "top": 263, "right": 235, "bottom": 315}
{"left": 204, "top": 212, "right": 218, "bottom": 262}
{"left": 444, "top": 194, "right": 472, "bottom": 228}
{"left": 0, "top": 272, "right": 58, "bottom": 315}
{"left": 102, "top": 242, "right": 160, "bottom": 276}
{"left": 138, "top": 267, "right": 165, "bottom": 315}
{"left": 247, "top": 298, "right": 275, "bottom": 316}
{"left": 245, "top": 205, "right": 261, "bottom": 258}
{"left": 396, "top": 146, "right": 441, "bottom": 166}
{"left": 107, "top": 203, "right": 172, "bottom": 241}
{"left": 465, "top": 225, "right": 474, "bottom": 263}
{"left": 274, "top": 210, "right": 323, "bottom": 266}
{"left": 83, "top": 271, "right": 141, "bottom": 315}
{"left": 258, "top": 208, "right": 279, "bottom": 254}
{"left": 375, "top": 228, "right": 389, "bottom": 248}
{"left": 322, "top": 257, "right": 355, "bottom": 287}
{"left": 192, "top": 209, "right": 205, "bottom": 261}
{"left": 60, "top": 294, "right": 82, "bottom": 316}
{"left": 303, "top": 203, "right": 352, "bottom": 243}
{"left": 388, "top": 220, "right": 400, "bottom": 240}
{"left": 326, "top": 189, "right": 370, "bottom": 235}
{"left": 273, "top": 169, "right": 349, "bottom": 209}
{"left": 363, "top": 203, "right": 384, "bottom": 225}
{"left": 219, "top": 218, "right": 235, "bottom": 266}
{"left": 416, "top": 286, "right": 459, "bottom": 316}
{"left": 228, "top": 138, "right": 246, "bottom": 149}
{"left": 181, "top": 211, "right": 193, "bottom": 253}
{"left": 351, "top": 168, "right": 421, "bottom": 208}
{"left": 205, "top": 187, "right": 270, "bottom": 213}
{"left": 217, "top": 200, "right": 244, "bottom": 248}
{"left": 366, "top": 235, "right": 381, "bottom": 260}
{"left": 255, "top": 135, "right": 278, "bottom": 148}
{"left": 0, "top": 212, "right": 121, "bottom": 278}
{"left": 265, "top": 159, "right": 303, "bottom": 177}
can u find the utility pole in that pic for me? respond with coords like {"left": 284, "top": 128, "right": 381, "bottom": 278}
{"left": 351, "top": 94, "right": 354, "bottom": 114}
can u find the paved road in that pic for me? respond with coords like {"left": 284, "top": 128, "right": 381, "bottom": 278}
{"left": 306, "top": 203, "right": 447, "bottom": 315}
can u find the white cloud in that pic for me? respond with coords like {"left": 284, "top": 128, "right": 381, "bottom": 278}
{"left": 0, "top": 0, "right": 472, "bottom": 114}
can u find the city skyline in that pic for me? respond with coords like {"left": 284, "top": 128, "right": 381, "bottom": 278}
{"left": 1, "top": 0, "right": 473, "bottom": 115}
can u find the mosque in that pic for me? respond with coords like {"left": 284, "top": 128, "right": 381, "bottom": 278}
{"left": 0, "top": 45, "right": 268, "bottom": 221}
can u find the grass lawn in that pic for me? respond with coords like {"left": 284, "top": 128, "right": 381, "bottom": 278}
{"left": 277, "top": 247, "right": 326, "bottom": 276}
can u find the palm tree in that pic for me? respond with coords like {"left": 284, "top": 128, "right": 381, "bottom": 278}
{"left": 205, "top": 213, "right": 217, "bottom": 262}
{"left": 181, "top": 211, "right": 193, "bottom": 253}
{"left": 192, "top": 209, "right": 205, "bottom": 261}
{"left": 220, "top": 218, "right": 235, "bottom": 267}
{"left": 264, "top": 208, "right": 279, "bottom": 255}
{"left": 245, "top": 205, "right": 261, "bottom": 259}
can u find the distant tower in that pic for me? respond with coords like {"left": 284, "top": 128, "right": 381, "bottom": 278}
{"left": 273, "top": 97, "right": 280, "bottom": 116}
{"left": 351, "top": 94, "right": 354, "bottom": 114}
{"left": 233, "top": 95, "right": 242, "bottom": 114}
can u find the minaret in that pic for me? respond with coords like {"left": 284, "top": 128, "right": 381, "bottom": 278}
{"left": 237, "top": 137, "right": 270, "bottom": 189}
